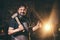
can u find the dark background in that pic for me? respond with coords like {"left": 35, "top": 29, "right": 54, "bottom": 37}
{"left": 0, "top": 0, "right": 60, "bottom": 40}
{"left": 0, "top": 0, "right": 60, "bottom": 23}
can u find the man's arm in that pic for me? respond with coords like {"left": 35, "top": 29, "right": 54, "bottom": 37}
{"left": 8, "top": 27, "right": 19, "bottom": 35}
{"left": 8, "top": 17, "right": 24, "bottom": 35}
{"left": 8, "top": 25, "right": 24, "bottom": 35}
{"left": 32, "top": 22, "right": 41, "bottom": 31}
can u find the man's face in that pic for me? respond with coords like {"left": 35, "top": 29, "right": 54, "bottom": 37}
{"left": 18, "top": 6, "right": 27, "bottom": 16}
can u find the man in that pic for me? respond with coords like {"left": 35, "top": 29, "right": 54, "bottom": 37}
{"left": 8, "top": 3, "right": 40, "bottom": 40}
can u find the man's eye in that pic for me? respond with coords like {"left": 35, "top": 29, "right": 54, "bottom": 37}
{"left": 23, "top": 9, "right": 25, "bottom": 11}
{"left": 20, "top": 9, "right": 22, "bottom": 10}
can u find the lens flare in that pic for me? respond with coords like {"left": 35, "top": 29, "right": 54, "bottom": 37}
{"left": 40, "top": 4, "right": 58, "bottom": 38}
{"left": 41, "top": 20, "right": 54, "bottom": 38}
{"left": 43, "top": 22, "right": 52, "bottom": 32}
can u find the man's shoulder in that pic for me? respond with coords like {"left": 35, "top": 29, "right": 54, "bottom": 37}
{"left": 9, "top": 18, "right": 15, "bottom": 23}
{"left": 9, "top": 17, "right": 16, "bottom": 23}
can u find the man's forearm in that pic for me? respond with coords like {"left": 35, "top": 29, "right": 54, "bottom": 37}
{"left": 8, "top": 28, "right": 20, "bottom": 35}
{"left": 32, "top": 26, "right": 39, "bottom": 31}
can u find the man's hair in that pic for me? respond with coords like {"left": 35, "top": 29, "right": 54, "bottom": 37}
{"left": 17, "top": 3, "right": 28, "bottom": 9}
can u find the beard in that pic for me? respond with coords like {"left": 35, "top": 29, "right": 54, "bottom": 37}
{"left": 19, "top": 12, "right": 26, "bottom": 16}
{"left": 18, "top": 12, "right": 26, "bottom": 18}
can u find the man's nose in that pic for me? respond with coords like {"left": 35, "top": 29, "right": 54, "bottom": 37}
{"left": 21, "top": 10, "right": 24, "bottom": 12}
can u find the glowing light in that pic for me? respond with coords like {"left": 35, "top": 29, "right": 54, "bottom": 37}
{"left": 2, "top": 30, "right": 3, "bottom": 32}
{"left": 58, "top": 28, "right": 60, "bottom": 31}
{"left": 40, "top": 4, "right": 58, "bottom": 38}
{"left": 41, "top": 20, "right": 54, "bottom": 37}
{"left": 43, "top": 23, "right": 52, "bottom": 32}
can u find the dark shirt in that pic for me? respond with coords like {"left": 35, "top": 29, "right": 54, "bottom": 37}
{"left": 9, "top": 15, "right": 29, "bottom": 37}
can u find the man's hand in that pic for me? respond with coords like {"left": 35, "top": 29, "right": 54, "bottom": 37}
{"left": 32, "top": 22, "right": 41, "bottom": 31}
{"left": 18, "top": 25, "right": 24, "bottom": 31}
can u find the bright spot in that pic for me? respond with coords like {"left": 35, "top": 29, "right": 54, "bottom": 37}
{"left": 42, "top": 21, "right": 53, "bottom": 35}
{"left": 41, "top": 20, "right": 54, "bottom": 38}
{"left": 44, "top": 23, "right": 52, "bottom": 32}
{"left": 58, "top": 28, "right": 60, "bottom": 31}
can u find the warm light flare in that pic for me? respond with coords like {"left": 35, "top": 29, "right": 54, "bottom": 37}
{"left": 41, "top": 20, "right": 54, "bottom": 37}
{"left": 43, "top": 23, "right": 52, "bottom": 32}
{"left": 40, "top": 4, "right": 58, "bottom": 38}
{"left": 40, "top": 18, "right": 56, "bottom": 38}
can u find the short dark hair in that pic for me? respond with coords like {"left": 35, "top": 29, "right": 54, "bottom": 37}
{"left": 17, "top": 3, "right": 28, "bottom": 9}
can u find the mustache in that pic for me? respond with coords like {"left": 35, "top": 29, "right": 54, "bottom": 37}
{"left": 20, "top": 12, "right": 25, "bottom": 15}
